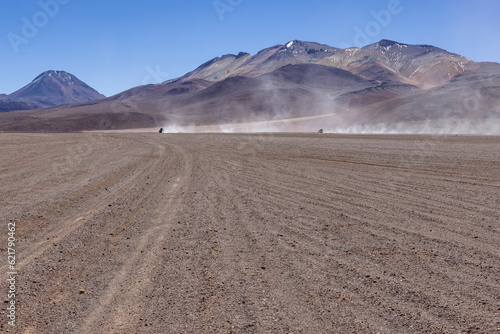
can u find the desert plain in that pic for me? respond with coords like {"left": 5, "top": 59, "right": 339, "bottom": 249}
{"left": 0, "top": 132, "right": 499, "bottom": 333}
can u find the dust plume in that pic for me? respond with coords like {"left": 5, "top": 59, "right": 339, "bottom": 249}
{"left": 329, "top": 119, "right": 500, "bottom": 136}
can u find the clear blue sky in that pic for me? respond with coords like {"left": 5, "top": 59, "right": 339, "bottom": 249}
{"left": 1, "top": 0, "right": 499, "bottom": 97}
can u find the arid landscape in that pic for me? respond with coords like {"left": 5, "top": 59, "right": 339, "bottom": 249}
{"left": 2, "top": 1, "right": 500, "bottom": 333}
{"left": 1, "top": 132, "right": 499, "bottom": 333}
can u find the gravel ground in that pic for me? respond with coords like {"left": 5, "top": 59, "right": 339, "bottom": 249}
{"left": 1, "top": 133, "right": 499, "bottom": 333}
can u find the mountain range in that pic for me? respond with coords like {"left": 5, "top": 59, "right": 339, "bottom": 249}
{"left": 0, "top": 40, "right": 499, "bottom": 132}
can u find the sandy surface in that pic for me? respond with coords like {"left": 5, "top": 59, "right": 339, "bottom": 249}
{"left": 1, "top": 133, "right": 499, "bottom": 333}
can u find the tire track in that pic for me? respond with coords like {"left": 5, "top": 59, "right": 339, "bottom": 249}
{"left": 78, "top": 139, "right": 192, "bottom": 333}
{"left": 15, "top": 137, "right": 168, "bottom": 271}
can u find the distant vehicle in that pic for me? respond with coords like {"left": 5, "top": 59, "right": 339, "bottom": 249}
{"left": 159, "top": 128, "right": 164, "bottom": 133}
{"left": 318, "top": 129, "right": 324, "bottom": 133}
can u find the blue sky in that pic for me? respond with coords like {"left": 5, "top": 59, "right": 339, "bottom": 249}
{"left": 1, "top": 0, "right": 499, "bottom": 96}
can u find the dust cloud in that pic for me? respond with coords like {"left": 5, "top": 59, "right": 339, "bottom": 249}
{"left": 329, "top": 119, "right": 500, "bottom": 135}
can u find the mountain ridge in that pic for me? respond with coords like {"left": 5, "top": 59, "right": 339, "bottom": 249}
{"left": 174, "top": 39, "right": 475, "bottom": 89}
{"left": 0, "top": 39, "right": 498, "bottom": 132}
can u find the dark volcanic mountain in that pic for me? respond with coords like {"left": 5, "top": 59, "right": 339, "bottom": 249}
{"left": 0, "top": 40, "right": 498, "bottom": 132}
{"left": 2, "top": 71, "right": 105, "bottom": 111}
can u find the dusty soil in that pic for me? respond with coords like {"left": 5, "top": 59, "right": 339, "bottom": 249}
{"left": 1, "top": 133, "right": 499, "bottom": 333}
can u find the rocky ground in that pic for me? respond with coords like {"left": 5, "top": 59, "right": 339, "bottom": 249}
{"left": 1, "top": 133, "right": 499, "bottom": 333}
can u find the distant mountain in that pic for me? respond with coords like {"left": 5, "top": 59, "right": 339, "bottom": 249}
{"left": 0, "top": 40, "right": 498, "bottom": 132}
{"left": 172, "top": 41, "right": 341, "bottom": 83}
{"left": 0, "top": 94, "right": 6, "bottom": 98}
{"left": 1, "top": 71, "right": 105, "bottom": 111}
{"left": 174, "top": 39, "right": 475, "bottom": 89}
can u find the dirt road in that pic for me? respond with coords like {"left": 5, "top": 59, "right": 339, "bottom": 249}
{"left": 1, "top": 133, "right": 499, "bottom": 333}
